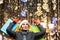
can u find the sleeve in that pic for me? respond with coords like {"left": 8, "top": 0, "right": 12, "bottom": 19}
{"left": 6, "top": 21, "right": 16, "bottom": 38}
{"left": 34, "top": 24, "right": 46, "bottom": 38}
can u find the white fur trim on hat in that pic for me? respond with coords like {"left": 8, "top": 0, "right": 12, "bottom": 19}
{"left": 20, "top": 20, "right": 28, "bottom": 27}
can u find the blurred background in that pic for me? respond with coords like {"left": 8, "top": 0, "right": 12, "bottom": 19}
{"left": 0, "top": 0, "right": 60, "bottom": 40}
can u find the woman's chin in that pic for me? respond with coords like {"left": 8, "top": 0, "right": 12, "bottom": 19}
{"left": 23, "top": 29, "right": 27, "bottom": 30}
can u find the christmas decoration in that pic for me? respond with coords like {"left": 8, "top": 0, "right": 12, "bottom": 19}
{"left": 52, "top": 17, "right": 56, "bottom": 25}
{"left": 21, "top": 0, "right": 27, "bottom": 2}
{"left": 42, "top": 3, "right": 49, "bottom": 12}
{"left": 0, "top": 0, "right": 3, "bottom": 4}
{"left": 43, "top": 0, "right": 48, "bottom": 3}
{"left": 35, "top": 3, "right": 42, "bottom": 16}
{"left": 20, "top": 11, "right": 26, "bottom": 17}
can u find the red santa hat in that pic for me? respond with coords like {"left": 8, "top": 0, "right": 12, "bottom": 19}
{"left": 20, "top": 20, "right": 30, "bottom": 27}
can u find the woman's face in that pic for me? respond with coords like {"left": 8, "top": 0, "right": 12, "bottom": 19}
{"left": 21, "top": 23, "right": 29, "bottom": 30}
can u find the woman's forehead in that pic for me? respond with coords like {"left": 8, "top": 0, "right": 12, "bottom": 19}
{"left": 22, "top": 22, "right": 28, "bottom": 24}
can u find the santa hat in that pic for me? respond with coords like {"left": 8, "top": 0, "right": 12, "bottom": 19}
{"left": 20, "top": 20, "right": 29, "bottom": 27}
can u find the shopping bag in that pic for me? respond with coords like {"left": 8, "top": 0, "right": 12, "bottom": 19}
{"left": 14, "top": 24, "right": 20, "bottom": 32}
{"left": 1, "top": 19, "right": 18, "bottom": 35}
{"left": 30, "top": 25, "right": 44, "bottom": 40}
{"left": 1, "top": 19, "right": 13, "bottom": 35}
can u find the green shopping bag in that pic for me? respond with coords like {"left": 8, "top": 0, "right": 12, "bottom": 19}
{"left": 30, "top": 25, "right": 44, "bottom": 40}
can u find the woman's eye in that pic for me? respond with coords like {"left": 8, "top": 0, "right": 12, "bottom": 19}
{"left": 26, "top": 24, "right": 28, "bottom": 25}
{"left": 22, "top": 24, "right": 28, "bottom": 25}
{"left": 22, "top": 24, "right": 25, "bottom": 25}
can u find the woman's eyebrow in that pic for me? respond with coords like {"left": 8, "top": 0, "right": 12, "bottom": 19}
{"left": 22, "top": 24, "right": 24, "bottom": 25}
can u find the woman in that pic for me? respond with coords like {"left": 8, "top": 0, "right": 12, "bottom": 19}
{"left": 6, "top": 20, "right": 46, "bottom": 40}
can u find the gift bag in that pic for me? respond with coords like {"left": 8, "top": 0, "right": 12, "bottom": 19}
{"left": 14, "top": 24, "right": 20, "bottom": 32}
{"left": 1, "top": 19, "right": 18, "bottom": 35}
{"left": 30, "top": 25, "right": 44, "bottom": 40}
{"left": 11, "top": 23, "right": 18, "bottom": 31}
{"left": 1, "top": 19, "right": 13, "bottom": 35}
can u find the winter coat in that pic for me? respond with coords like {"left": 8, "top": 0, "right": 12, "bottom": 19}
{"left": 6, "top": 21, "right": 46, "bottom": 40}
